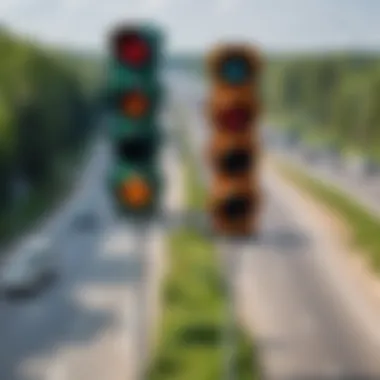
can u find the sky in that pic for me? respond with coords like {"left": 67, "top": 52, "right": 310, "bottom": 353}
{"left": 0, "top": 0, "right": 379, "bottom": 53}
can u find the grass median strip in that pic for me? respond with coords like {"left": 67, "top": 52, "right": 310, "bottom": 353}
{"left": 147, "top": 125, "right": 258, "bottom": 379}
{"left": 275, "top": 160, "right": 380, "bottom": 272}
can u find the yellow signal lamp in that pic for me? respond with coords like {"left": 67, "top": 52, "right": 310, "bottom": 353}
{"left": 119, "top": 176, "right": 152, "bottom": 208}
{"left": 122, "top": 91, "right": 149, "bottom": 118}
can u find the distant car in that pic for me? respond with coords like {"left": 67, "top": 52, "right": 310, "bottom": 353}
{"left": 72, "top": 211, "right": 99, "bottom": 232}
{"left": 0, "top": 236, "right": 58, "bottom": 298}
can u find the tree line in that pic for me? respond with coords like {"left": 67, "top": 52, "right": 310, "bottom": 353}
{"left": 264, "top": 53, "right": 380, "bottom": 157}
{"left": 0, "top": 27, "right": 102, "bottom": 210}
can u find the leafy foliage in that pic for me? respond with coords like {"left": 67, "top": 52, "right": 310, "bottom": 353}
{"left": 264, "top": 53, "right": 380, "bottom": 157}
{"left": 0, "top": 27, "right": 99, "bottom": 210}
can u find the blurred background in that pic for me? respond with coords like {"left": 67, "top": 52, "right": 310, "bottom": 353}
{"left": 1, "top": 1, "right": 380, "bottom": 380}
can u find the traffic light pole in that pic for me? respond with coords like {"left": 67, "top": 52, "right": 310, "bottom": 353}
{"left": 106, "top": 23, "right": 164, "bottom": 380}
{"left": 204, "top": 43, "right": 261, "bottom": 380}
{"left": 131, "top": 220, "right": 150, "bottom": 380}
{"left": 220, "top": 239, "right": 243, "bottom": 380}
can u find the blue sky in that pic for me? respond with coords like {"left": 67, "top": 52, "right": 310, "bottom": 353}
{"left": 0, "top": 0, "right": 378, "bottom": 53}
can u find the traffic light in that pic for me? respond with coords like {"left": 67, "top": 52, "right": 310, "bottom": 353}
{"left": 209, "top": 181, "right": 261, "bottom": 236}
{"left": 207, "top": 132, "right": 260, "bottom": 181}
{"left": 106, "top": 23, "right": 164, "bottom": 219}
{"left": 205, "top": 43, "right": 262, "bottom": 237}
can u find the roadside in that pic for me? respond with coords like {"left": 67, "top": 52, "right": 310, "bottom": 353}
{"left": 233, "top": 156, "right": 380, "bottom": 379}
{"left": 272, "top": 154, "right": 380, "bottom": 271}
{"left": 268, "top": 154, "right": 380, "bottom": 343}
{"left": 270, "top": 137, "right": 380, "bottom": 218}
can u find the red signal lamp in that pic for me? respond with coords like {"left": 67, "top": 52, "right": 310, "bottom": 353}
{"left": 216, "top": 105, "right": 252, "bottom": 132}
{"left": 115, "top": 32, "right": 150, "bottom": 67}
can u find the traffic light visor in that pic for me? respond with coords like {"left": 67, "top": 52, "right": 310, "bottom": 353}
{"left": 113, "top": 30, "right": 150, "bottom": 67}
{"left": 119, "top": 176, "right": 152, "bottom": 208}
{"left": 218, "top": 54, "right": 253, "bottom": 84}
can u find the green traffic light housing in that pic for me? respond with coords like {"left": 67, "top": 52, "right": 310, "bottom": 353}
{"left": 111, "top": 127, "right": 162, "bottom": 166}
{"left": 105, "top": 77, "right": 162, "bottom": 122}
{"left": 108, "top": 116, "right": 162, "bottom": 148}
{"left": 106, "top": 22, "right": 164, "bottom": 219}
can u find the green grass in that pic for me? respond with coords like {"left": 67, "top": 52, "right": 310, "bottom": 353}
{"left": 147, "top": 115, "right": 259, "bottom": 379}
{"left": 276, "top": 160, "right": 380, "bottom": 272}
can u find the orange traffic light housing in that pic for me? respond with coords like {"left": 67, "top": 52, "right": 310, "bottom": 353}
{"left": 205, "top": 86, "right": 260, "bottom": 134}
{"left": 205, "top": 43, "right": 262, "bottom": 237}
{"left": 208, "top": 180, "right": 261, "bottom": 236}
{"left": 207, "top": 132, "right": 260, "bottom": 181}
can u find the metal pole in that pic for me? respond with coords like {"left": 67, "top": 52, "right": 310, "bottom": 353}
{"left": 221, "top": 240, "right": 240, "bottom": 380}
{"left": 132, "top": 221, "right": 150, "bottom": 380}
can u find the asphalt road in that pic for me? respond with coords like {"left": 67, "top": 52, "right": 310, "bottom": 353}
{"left": 170, "top": 72, "right": 380, "bottom": 380}
{"left": 0, "top": 109, "right": 182, "bottom": 380}
{"left": 239, "top": 166, "right": 380, "bottom": 380}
